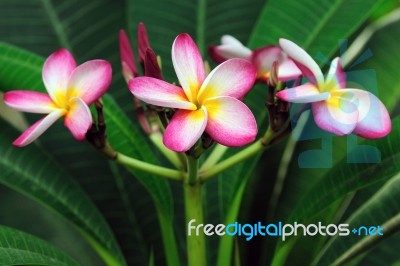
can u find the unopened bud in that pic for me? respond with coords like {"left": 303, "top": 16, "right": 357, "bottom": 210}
{"left": 138, "top": 22, "right": 150, "bottom": 67}
{"left": 144, "top": 48, "right": 163, "bottom": 80}
{"left": 119, "top": 29, "right": 138, "bottom": 79}
{"left": 122, "top": 61, "right": 134, "bottom": 82}
{"left": 134, "top": 97, "right": 152, "bottom": 135}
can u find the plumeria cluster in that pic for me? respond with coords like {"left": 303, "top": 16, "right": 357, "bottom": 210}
{"left": 3, "top": 24, "right": 391, "bottom": 154}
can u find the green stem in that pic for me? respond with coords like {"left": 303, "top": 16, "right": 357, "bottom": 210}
{"left": 184, "top": 156, "right": 206, "bottom": 266}
{"left": 117, "top": 153, "right": 182, "bottom": 180}
{"left": 149, "top": 132, "right": 182, "bottom": 169}
{"left": 201, "top": 129, "right": 276, "bottom": 180}
{"left": 200, "top": 144, "right": 228, "bottom": 172}
{"left": 187, "top": 155, "right": 199, "bottom": 185}
{"left": 157, "top": 208, "right": 181, "bottom": 266}
{"left": 184, "top": 184, "right": 206, "bottom": 266}
{"left": 102, "top": 144, "right": 182, "bottom": 180}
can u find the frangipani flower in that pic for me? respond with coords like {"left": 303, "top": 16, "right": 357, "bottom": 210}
{"left": 4, "top": 49, "right": 112, "bottom": 147}
{"left": 276, "top": 39, "right": 391, "bottom": 138}
{"left": 209, "top": 35, "right": 301, "bottom": 82}
{"left": 129, "top": 33, "right": 258, "bottom": 152}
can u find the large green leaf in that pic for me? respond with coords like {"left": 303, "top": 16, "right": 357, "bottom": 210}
{"left": 285, "top": 116, "right": 399, "bottom": 224}
{"left": 0, "top": 42, "right": 43, "bottom": 90}
{"left": 102, "top": 95, "right": 180, "bottom": 265}
{"left": 102, "top": 94, "right": 173, "bottom": 217}
{"left": 0, "top": 118, "right": 125, "bottom": 265}
{"left": 248, "top": 0, "right": 384, "bottom": 55}
{"left": 270, "top": 116, "right": 400, "bottom": 264}
{"left": 0, "top": 225, "right": 79, "bottom": 266}
{"left": 314, "top": 171, "right": 400, "bottom": 265}
{"left": 352, "top": 18, "right": 400, "bottom": 112}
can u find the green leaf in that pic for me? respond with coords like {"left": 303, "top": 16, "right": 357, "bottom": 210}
{"left": 248, "top": 0, "right": 384, "bottom": 56}
{"left": 286, "top": 116, "right": 400, "bottom": 225}
{"left": 0, "top": 225, "right": 79, "bottom": 266}
{"left": 314, "top": 172, "right": 400, "bottom": 265}
{"left": 0, "top": 118, "right": 126, "bottom": 266}
{"left": 0, "top": 42, "right": 43, "bottom": 91}
{"left": 351, "top": 18, "right": 400, "bottom": 112}
{"left": 353, "top": 235, "right": 400, "bottom": 265}
{"left": 269, "top": 116, "right": 400, "bottom": 265}
{"left": 102, "top": 94, "right": 174, "bottom": 218}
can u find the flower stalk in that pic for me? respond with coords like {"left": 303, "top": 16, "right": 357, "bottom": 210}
{"left": 200, "top": 127, "right": 278, "bottom": 180}
{"left": 184, "top": 155, "right": 206, "bottom": 266}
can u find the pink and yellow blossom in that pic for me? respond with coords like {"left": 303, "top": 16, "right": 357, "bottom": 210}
{"left": 209, "top": 35, "right": 301, "bottom": 82}
{"left": 4, "top": 49, "right": 112, "bottom": 146}
{"left": 276, "top": 39, "right": 391, "bottom": 138}
{"left": 129, "top": 33, "right": 258, "bottom": 152}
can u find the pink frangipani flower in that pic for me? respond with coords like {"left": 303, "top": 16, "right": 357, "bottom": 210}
{"left": 209, "top": 35, "right": 301, "bottom": 82}
{"left": 4, "top": 49, "right": 112, "bottom": 147}
{"left": 276, "top": 39, "right": 391, "bottom": 138}
{"left": 129, "top": 33, "right": 258, "bottom": 152}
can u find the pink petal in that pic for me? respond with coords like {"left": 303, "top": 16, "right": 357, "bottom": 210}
{"left": 251, "top": 46, "right": 282, "bottom": 80}
{"left": 128, "top": 77, "right": 196, "bottom": 110}
{"left": 204, "top": 96, "right": 257, "bottom": 146}
{"left": 64, "top": 97, "right": 92, "bottom": 141}
{"left": 326, "top": 57, "right": 346, "bottom": 89}
{"left": 276, "top": 83, "right": 330, "bottom": 103}
{"left": 332, "top": 89, "right": 391, "bottom": 138}
{"left": 217, "top": 35, "right": 251, "bottom": 58}
{"left": 4, "top": 91, "right": 57, "bottom": 113}
{"left": 221, "top": 35, "right": 245, "bottom": 46}
{"left": 119, "top": 29, "right": 137, "bottom": 80}
{"left": 209, "top": 46, "right": 229, "bottom": 64}
{"left": 212, "top": 44, "right": 252, "bottom": 61}
{"left": 251, "top": 46, "right": 301, "bottom": 81}
{"left": 67, "top": 60, "right": 112, "bottom": 105}
{"left": 278, "top": 58, "right": 302, "bottom": 81}
{"left": 279, "top": 38, "right": 324, "bottom": 86}
{"left": 197, "top": 58, "right": 256, "bottom": 103}
{"left": 312, "top": 96, "right": 359, "bottom": 136}
{"left": 208, "top": 35, "right": 251, "bottom": 64}
{"left": 172, "top": 33, "right": 206, "bottom": 102}
{"left": 42, "top": 49, "right": 77, "bottom": 105}
{"left": 163, "top": 107, "right": 207, "bottom": 152}
{"left": 13, "top": 109, "right": 65, "bottom": 147}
